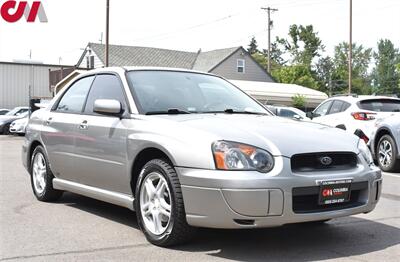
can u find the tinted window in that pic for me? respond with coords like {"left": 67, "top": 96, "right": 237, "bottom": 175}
{"left": 56, "top": 76, "right": 94, "bottom": 113}
{"left": 127, "top": 71, "right": 269, "bottom": 115}
{"left": 314, "top": 101, "right": 333, "bottom": 117}
{"left": 84, "top": 74, "right": 127, "bottom": 114}
{"left": 341, "top": 102, "right": 351, "bottom": 111}
{"left": 279, "top": 109, "right": 297, "bottom": 118}
{"left": 329, "top": 100, "right": 344, "bottom": 114}
{"left": 358, "top": 99, "right": 400, "bottom": 112}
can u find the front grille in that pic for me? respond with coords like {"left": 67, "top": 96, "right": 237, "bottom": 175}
{"left": 291, "top": 152, "right": 358, "bottom": 172}
{"left": 292, "top": 181, "right": 368, "bottom": 213}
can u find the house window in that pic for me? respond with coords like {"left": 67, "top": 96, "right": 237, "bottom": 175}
{"left": 237, "top": 59, "right": 245, "bottom": 73}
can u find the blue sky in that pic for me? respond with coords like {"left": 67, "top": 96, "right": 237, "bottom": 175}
{"left": 0, "top": 0, "right": 399, "bottom": 65}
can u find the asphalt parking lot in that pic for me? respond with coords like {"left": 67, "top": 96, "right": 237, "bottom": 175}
{"left": 0, "top": 135, "right": 399, "bottom": 262}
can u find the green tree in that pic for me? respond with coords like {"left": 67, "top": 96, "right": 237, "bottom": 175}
{"left": 292, "top": 94, "right": 307, "bottom": 108}
{"left": 371, "top": 39, "right": 400, "bottom": 95}
{"left": 332, "top": 42, "right": 372, "bottom": 95}
{"left": 276, "top": 24, "right": 324, "bottom": 67}
{"left": 272, "top": 64, "right": 318, "bottom": 89}
{"left": 251, "top": 51, "right": 267, "bottom": 69}
{"left": 247, "top": 36, "right": 259, "bottom": 55}
{"left": 315, "top": 56, "right": 334, "bottom": 94}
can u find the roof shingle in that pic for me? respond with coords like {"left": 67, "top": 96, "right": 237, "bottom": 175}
{"left": 88, "top": 43, "right": 241, "bottom": 72}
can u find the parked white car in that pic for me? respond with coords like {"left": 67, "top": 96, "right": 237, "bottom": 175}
{"left": 10, "top": 117, "right": 29, "bottom": 135}
{"left": 0, "top": 108, "right": 10, "bottom": 115}
{"left": 267, "top": 105, "right": 310, "bottom": 120}
{"left": 308, "top": 95, "right": 400, "bottom": 140}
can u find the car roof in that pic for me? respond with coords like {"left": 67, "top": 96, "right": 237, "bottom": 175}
{"left": 326, "top": 95, "right": 399, "bottom": 103}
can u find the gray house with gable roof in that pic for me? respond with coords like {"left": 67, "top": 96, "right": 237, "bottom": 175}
{"left": 77, "top": 43, "right": 274, "bottom": 82}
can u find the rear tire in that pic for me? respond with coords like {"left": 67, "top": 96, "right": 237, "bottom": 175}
{"left": 135, "top": 159, "right": 195, "bottom": 246}
{"left": 30, "top": 146, "right": 63, "bottom": 202}
{"left": 377, "top": 135, "right": 400, "bottom": 172}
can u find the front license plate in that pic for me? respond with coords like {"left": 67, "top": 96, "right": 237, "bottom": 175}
{"left": 318, "top": 180, "right": 351, "bottom": 205}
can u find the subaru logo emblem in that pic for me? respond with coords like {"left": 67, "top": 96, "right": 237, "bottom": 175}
{"left": 319, "top": 156, "right": 333, "bottom": 166}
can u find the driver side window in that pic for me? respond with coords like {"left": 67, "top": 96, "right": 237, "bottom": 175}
{"left": 314, "top": 101, "right": 333, "bottom": 117}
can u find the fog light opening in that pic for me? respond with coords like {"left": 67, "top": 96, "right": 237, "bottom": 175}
{"left": 233, "top": 219, "right": 255, "bottom": 226}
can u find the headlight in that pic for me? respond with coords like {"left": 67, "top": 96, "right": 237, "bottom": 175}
{"left": 358, "top": 139, "right": 373, "bottom": 165}
{"left": 212, "top": 141, "right": 274, "bottom": 173}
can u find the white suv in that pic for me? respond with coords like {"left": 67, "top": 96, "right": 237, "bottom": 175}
{"left": 309, "top": 95, "right": 400, "bottom": 140}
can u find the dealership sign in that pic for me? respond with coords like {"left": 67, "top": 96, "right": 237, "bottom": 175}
{"left": 1, "top": 1, "right": 47, "bottom": 22}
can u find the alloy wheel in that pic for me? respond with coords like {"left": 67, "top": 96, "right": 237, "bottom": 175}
{"left": 32, "top": 152, "right": 47, "bottom": 194}
{"left": 139, "top": 172, "right": 172, "bottom": 235}
{"left": 378, "top": 139, "right": 392, "bottom": 168}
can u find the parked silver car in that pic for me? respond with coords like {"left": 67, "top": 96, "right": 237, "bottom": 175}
{"left": 0, "top": 107, "right": 29, "bottom": 135}
{"left": 22, "top": 67, "right": 382, "bottom": 246}
{"left": 370, "top": 114, "right": 400, "bottom": 172}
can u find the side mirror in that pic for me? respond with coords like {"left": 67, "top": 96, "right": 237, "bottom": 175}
{"left": 93, "top": 99, "right": 123, "bottom": 116}
{"left": 306, "top": 111, "right": 314, "bottom": 119}
{"left": 293, "top": 115, "right": 302, "bottom": 120}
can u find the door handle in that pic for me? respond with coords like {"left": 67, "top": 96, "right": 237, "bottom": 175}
{"left": 79, "top": 120, "right": 88, "bottom": 130}
{"left": 45, "top": 117, "right": 52, "bottom": 125}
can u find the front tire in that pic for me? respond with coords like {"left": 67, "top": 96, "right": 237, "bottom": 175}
{"left": 3, "top": 123, "right": 11, "bottom": 135}
{"left": 377, "top": 135, "right": 400, "bottom": 172}
{"left": 135, "top": 159, "right": 195, "bottom": 246}
{"left": 30, "top": 146, "right": 63, "bottom": 201}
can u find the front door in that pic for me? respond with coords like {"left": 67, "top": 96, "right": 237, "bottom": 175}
{"left": 73, "top": 74, "right": 131, "bottom": 194}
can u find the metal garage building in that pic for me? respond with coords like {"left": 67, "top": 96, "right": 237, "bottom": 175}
{"left": 0, "top": 61, "right": 74, "bottom": 109}
{"left": 230, "top": 80, "right": 328, "bottom": 109}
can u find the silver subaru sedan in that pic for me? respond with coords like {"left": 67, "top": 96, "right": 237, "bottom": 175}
{"left": 22, "top": 67, "right": 382, "bottom": 246}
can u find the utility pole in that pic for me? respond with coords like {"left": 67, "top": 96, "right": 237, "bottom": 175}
{"left": 261, "top": 7, "right": 278, "bottom": 73}
{"left": 348, "top": 0, "right": 352, "bottom": 94}
{"left": 105, "top": 0, "right": 110, "bottom": 67}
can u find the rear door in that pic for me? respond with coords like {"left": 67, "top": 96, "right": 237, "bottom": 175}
{"left": 73, "top": 74, "right": 131, "bottom": 194}
{"left": 41, "top": 76, "right": 95, "bottom": 180}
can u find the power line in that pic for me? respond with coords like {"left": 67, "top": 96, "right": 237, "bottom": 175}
{"left": 261, "top": 7, "right": 278, "bottom": 73}
{"left": 132, "top": 13, "right": 241, "bottom": 42}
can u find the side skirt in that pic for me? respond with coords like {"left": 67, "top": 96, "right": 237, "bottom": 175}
{"left": 53, "top": 178, "right": 135, "bottom": 211}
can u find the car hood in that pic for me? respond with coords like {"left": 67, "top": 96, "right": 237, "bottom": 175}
{"left": 0, "top": 115, "right": 21, "bottom": 123}
{"left": 153, "top": 114, "right": 360, "bottom": 157}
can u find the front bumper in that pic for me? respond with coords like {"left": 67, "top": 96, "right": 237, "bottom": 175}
{"left": 176, "top": 157, "right": 382, "bottom": 229}
{"left": 10, "top": 124, "right": 25, "bottom": 134}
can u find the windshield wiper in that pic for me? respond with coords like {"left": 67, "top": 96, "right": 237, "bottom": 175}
{"left": 146, "top": 108, "right": 192, "bottom": 115}
{"left": 206, "top": 109, "right": 269, "bottom": 115}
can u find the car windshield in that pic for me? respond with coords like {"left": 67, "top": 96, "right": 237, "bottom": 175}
{"left": 358, "top": 99, "right": 400, "bottom": 112}
{"left": 5, "top": 108, "right": 27, "bottom": 116}
{"left": 126, "top": 71, "right": 270, "bottom": 115}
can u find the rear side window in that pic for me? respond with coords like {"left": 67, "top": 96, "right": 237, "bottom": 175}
{"left": 329, "top": 100, "right": 344, "bottom": 114}
{"left": 84, "top": 74, "right": 127, "bottom": 114}
{"left": 56, "top": 76, "right": 94, "bottom": 113}
{"left": 341, "top": 102, "right": 351, "bottom": 111}
{"left": 358, "top": 99, "right": 400, "bottom": 112}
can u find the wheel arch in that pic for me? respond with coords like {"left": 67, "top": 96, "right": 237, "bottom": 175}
{"left": 130, "top": 147, "right": 175, "bottom": 195}
{"left": 374, "top": 128, "right": 394, "bottom": 153}
{"left": 28, "top": 140, "right": 44, "bottom": 171}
